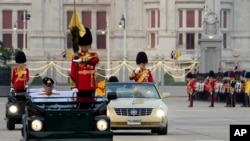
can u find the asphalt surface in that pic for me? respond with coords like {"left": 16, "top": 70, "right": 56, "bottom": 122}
{"left": 1, "top": 86, "right": 249, "bottom": 141}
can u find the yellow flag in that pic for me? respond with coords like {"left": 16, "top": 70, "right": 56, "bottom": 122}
{"left": 96, "top": 80, "right": 106, "bottom": 97}
{"left": 66, "top": 49, "right": 74, "bottom": 59}
{"left": 68, "top": 10, "right": 86, "bottom": 37}
{"left": 175, "top": 50, "right": 182, "bottom": 60}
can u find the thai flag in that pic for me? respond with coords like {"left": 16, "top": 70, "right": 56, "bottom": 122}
{"left": 61, "top": 50, "right": 66, "bottom": 58}
{"left": 170, "top": 50, "right": 175, "bottom": 59}
{"left": 234, "top": 62, "right": 238, "bottom": 72}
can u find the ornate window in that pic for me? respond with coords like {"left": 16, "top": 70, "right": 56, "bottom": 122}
{"left": 148, "top": 9, "right": 160, "bottom": 48}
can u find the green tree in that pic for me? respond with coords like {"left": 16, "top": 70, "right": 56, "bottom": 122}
{"left": 0, "top": 41, "right": 20, "bottom": 61}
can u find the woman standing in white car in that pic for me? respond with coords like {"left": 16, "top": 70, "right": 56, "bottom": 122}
{"left": 129, "top": 51, "right": 153, "bottom": 83}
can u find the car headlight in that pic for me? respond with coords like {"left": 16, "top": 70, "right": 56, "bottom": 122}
{"left": 31, "top": 120, "right": 43, "bottom": 131}
{"left": 157, "top": 107, "right": 166, "bottom": 117}
{"left": 96, "top": 119, "right": 108, "bottom": 131}
{"left": 9, "top": 105, "right": 18, "bottom": 113}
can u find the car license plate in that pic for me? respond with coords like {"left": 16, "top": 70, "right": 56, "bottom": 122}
{"left": 127, "top": 117, "right": 141, "bottom": 125}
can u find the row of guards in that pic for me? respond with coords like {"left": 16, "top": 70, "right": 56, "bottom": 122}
{"left": 186, "top": 70, "right": 250, "bottom": 107}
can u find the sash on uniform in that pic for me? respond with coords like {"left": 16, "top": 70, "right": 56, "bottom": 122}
{"left": 137, "top": 69, "right": 149, "bottom": 82}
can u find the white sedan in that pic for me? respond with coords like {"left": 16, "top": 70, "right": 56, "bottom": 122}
{"left": 105, "top": 82, "right": 170, "bottom": 135}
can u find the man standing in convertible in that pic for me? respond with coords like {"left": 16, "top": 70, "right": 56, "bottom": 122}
{"left": 69, "top": 27, "right": 99, "bottom": 109}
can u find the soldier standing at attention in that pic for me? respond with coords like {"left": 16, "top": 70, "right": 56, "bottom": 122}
{"left": 70, "top": 27, "right": 99, "bottom": 109}
{"left": 240, "top": 70, "right": 246, "bottom": 107}
{"left": 204, "top": 70, "right": 216, "bottom": 107}
{"left": 129, "top": 51, "right": 153, "bottom": 83}
{"left": 186, "top": 72, "right": 197, "bottom": 107}
{"left": 244, "top": 72, "right": 250, "bottom": 107}
{"left": 228, "top": 71, "right": 236, "bottom": 107}
{"left": 222, "top": 71, "right": 231, "bottom": 107}
{"left": 10, "top": 51, "right": 29, "bottom": 93}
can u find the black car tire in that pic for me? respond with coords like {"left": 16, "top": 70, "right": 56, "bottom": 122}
{"left": 157, "top": 123, "right": 168, "bottom": 135}
{"left": 7, "top": 118, "right": 15, "bottom": 130}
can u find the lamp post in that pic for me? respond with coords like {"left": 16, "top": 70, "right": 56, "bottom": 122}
{"left": 13, "top": 19, "right": 25, "bottom": 51}
{"left": 23, "top": 11, "right": 26, "bottom": 51}
{"left": 119, "top": 12, "right": 126, "bottom": 81}
{"left": 13, "top": 11, "right": 31, "bottom": 51}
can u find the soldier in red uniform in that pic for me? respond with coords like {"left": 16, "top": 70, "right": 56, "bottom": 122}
{"left": 204, "top": 70, "right": 216, "bottom": 107}
{"left": 186, "top": 72, "right": 197, "bottom": 107}
{"left": 228, "top": 71, "right": 236, "bottom": 107}
{"left": 10, "top": 51, "right": 29, "bottom": 92}
{"left": 129, "top": 52, "right": 153, "bottom": 82}
{"left": 70, "top": 27, "right": 99, "bottom": 109}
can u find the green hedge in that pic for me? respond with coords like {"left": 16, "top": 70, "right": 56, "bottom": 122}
{"left": 164, "top": 73, "right": 186, "bottom": 86}
{"left": 0, "top": 66, "right": 11, "bottom": 85}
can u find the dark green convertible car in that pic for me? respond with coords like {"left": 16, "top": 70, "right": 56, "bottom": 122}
{"left": 5, "top": 91, "right": 28, "bottom": 130}
{"left": 21, "top": 91, "right": 116, "bottom": 141}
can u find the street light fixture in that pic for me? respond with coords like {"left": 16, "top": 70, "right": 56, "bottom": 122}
{"left": 13, "top": 11, "right": 31, "bottom": 51}
{"left": 119, "top": 13, "right": 126, "bottom": 81}
{"left": 119, "top": 14, "right": 125, "bottom": 29}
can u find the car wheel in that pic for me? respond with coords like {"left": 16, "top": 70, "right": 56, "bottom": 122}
{"left": 157, "top": 123, "right": 168, "bottom": 135}
{"left": 7, "top": 118, "right": 15, "bottom": 130}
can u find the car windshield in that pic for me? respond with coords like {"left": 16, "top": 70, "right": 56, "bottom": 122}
{"left": 106, "top": 83, "right": 160, "bottom": 98}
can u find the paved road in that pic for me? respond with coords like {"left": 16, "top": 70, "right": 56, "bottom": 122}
{"left": 1, "top": 86, "right": 249, "bottom": 141}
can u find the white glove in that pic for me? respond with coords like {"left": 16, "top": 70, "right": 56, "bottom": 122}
{"left": 135, "top": 67, "right": 141, "bottom": 74}
{"left": 72, "top": 88, "right": 78, "bottom": 93}
{"left": 73, "top": 58, "right": 82, "bottom": 63}
{"left": 10, "top": 88, "right": 15, "bottom": 92}
{"left": 25, "top": 85, "right": 28, "bottom": 88}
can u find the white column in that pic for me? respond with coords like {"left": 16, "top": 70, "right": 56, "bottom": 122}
{"left": 183, "top": 10, "right": 187, "bottom": 48}
{"left": 23, "top": 11, "right": 26, "bottom": 51}
{"left": 12, "top": 10, "right": 18, "bottom": 49}
{"left": 183, "top": 10, "right": 187, "bottom": 28}
{"left": 122, "top": 10, "right": 127, "bottom": 82}
{"left": 106, "top": 16, "right": 110, "bottom": 77}
{"left": 91, "top": 10, "right": 97, "bottom": 49}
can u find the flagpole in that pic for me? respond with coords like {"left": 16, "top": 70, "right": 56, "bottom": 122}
{"left": 74, "top": 0, "right": 76, "bottom": 25}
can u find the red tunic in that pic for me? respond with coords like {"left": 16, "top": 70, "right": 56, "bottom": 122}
{"left": 70, "top": 51, "right": 99, "bottom": 91}
{"left": 11, "top": 66, "right": 29, "bottom": 91}
{"left": 204, "top": 78, "right": 216, "bottom": 93}
{"left": 187, "top": 79, "right": 197, "bottom": 94}
{"left": 129, "top": 69, "right": 153, "bottom": 82}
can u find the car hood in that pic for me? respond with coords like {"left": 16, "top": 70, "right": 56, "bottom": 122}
{"left": 108, "top": 98, "right": 166, "bottom": 108}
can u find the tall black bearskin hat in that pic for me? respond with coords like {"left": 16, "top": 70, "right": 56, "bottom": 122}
{"left": 108, "top": 76, "right": 119, "bottom": 82}
{"left": 78, "top": 27, "right": 92, "bottom": 46}
{"left": 186, "top": 72, "right": 193, "bottom": 79}
{"left": 241, "top": 70, "right": 246, "bottom": 77}
{"left": 136, "top": 51, "right": 148, "bottom": 64}
{"left": 246, "top": 72, "right": 250, "bottom": 79}
{"left": 15, "top": 51, "right": 26, "bottom": 63}
{"left": 223, "top": 71, "right": 229, "bottom": 77}
{"left": 208, "top": 70, "right": 215, "bottom": 78}
{"left": 229, "top": 71, "right": 235, "bottom": 78}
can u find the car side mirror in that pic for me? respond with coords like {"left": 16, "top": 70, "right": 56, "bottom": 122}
{"left": 107, "top": 92, "right": 117, "bottom": 101}
{"left": 161, "top": 92, "right": 171, "bottom": 98}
